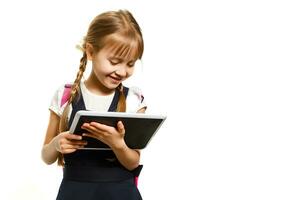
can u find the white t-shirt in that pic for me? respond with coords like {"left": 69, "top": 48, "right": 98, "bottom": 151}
{"left": 49, "top": 82, "right": 147, "bottom": 119}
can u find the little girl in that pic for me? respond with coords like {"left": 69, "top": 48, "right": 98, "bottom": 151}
{"left": 41, "top": 10, "right": 146, "bottom": 200}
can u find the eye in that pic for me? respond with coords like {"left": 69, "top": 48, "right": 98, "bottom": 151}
{"left": 127, "top": 61, "right": 135, "bottom": 67}
{"left": 109, "top": 59, "right": 120, "bottom": 65}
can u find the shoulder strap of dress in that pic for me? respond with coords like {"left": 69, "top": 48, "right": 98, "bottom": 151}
{"left": 123, "top": 86, "right": 129, "bottom": 97}
{"left": 60, "top": 84, "right": 72, "bottom": 107}
{"left": 62, "top": 84, "right": 129, "bottom": 110}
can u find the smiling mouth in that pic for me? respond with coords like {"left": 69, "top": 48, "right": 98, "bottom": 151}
{"left": 109, "top": 75, "right": 122, "bottom": 82}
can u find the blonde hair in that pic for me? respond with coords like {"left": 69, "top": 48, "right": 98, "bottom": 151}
{"left": 57, "top": 10, "right": 144, "bottom": 166}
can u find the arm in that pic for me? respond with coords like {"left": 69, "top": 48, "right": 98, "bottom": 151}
{"left": 41, "top": 111, "right": 87, "bottom": 165}
{"left": 110, "top": 128, "right": 141, "bottom": 171}
{"left": 41, "top": 111, "right": 60, "bottom": 164}
{"left": 82, "top": 107, "right": 146, "bottom": 170}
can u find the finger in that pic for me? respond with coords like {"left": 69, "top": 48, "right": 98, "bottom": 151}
{"left": 68, "top": 140, "right": 88, "bottom": 146}
{"left": 62, "top": 149, "right": 77, "bottom": 154}
{"left": 81, "top": 123, "right": 100, "bottom": 133}
{"left": 82, "top": 133, "right": 102, "bottom": 141}
{"left": 82, "top": 124, "right": 110, "bottom": 137}
{"left": 117, "top": 121, "right": 125, "bottom": 134}
{"left": 65, "top": 133, "right": 83, "bottom": 140}
{"left": 62, "top": 147, "right": 85, "bottom": 154}
{"left": 60, "top": 144, "right": 85, "bottom": 153}
{"left": 62, "top": 143, "right": 85, "bottom": 149}
{"left": 89, "top": 122, "right": 112, "bottom": 132}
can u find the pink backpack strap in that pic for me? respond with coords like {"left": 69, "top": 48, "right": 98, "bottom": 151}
{"left": 134, "top": 177, "right": 139, "bottom": 187}
{"left": 60, "top": 84, "right": 72, "bottom": 107}
{"left": 132, "top": 165, "right": 143, "bottom": 187}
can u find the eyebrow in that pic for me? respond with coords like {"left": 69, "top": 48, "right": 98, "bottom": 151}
{"left": 108, "top": 56, "right": 135, "bottom": 63}
{"left": 109, "top": 56, "right": 123, "bottom": 60}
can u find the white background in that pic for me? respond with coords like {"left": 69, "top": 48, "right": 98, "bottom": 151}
{"left": 0, "top": 0, "right": 300, "bottom": 199}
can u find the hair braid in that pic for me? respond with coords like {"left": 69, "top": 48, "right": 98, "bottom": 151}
{"left": 69, "top": 52, "right": 88, "bottom": 104}
{"left": 57, "top": 52, "right": 88, "bottom": 166}
{"left": 116, "top": 83, "right": 126, "bottom": 112}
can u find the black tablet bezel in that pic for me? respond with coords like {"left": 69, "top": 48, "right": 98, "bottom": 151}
{"left": 69, "top": 111, "right": 166, "bottom": 150}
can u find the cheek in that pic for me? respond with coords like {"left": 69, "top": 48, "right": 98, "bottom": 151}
{"left": 93, "top": 62, "right": 111, "bottom": 76}
{"left": 92, "top": 67, "right": 108, "bottom": 83}
{"left": 93, "top": 67, "right": 103, "bottom": 77}
{"left": 127, "top": 68, "right": 135, "bottom": 77}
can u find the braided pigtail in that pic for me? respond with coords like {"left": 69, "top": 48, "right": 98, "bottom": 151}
{"left": 116, "top": 83, "right": 126, "bottom": 112}
{"left": 57, "top": 52, "right": 88, "bottom": 166}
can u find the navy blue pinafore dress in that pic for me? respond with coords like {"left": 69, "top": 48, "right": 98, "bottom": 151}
{"left": 56, "top": 87, "right": 143, "bottom": 200}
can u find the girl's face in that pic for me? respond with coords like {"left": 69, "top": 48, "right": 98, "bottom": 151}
{"left": 88, "top": 45, "right": 136, "bottom": 92}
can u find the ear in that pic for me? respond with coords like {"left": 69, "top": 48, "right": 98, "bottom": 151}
{"left": 85, "top": 43, "right": 94, "bottom": 61}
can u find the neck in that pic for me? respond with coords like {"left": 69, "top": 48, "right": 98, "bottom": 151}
{"left": 85, "top": 72, "right": 115, "bottom": 96}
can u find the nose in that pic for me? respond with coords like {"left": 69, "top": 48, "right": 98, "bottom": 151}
{"left": 115, "top": 65, "right": 127, "bottom": 77}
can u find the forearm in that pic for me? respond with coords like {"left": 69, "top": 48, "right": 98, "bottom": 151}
{"left": 41, "top": 138, "right": 59, "bottom": 165}
{"left": 112, "top": 142, "right": 140, "bottom": 171}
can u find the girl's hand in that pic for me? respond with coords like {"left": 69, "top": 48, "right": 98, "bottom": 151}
{"left": 81, "top": 121, "right": 126, "bottom": 149}
{"left": 54, "top": 131, "right": 87, "bottom": 154}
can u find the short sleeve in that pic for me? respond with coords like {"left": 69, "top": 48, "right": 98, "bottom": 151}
{"left": 126, "top": 87, "right": 147, "bottom": 113}
{"left": 49, "top": 84, "right": 68, "bottom": 116}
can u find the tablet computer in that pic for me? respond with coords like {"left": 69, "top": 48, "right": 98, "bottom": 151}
{"left": 69, "top": 111, "right": 167, "bottom": 150}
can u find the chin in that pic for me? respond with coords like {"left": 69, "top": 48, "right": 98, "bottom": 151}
{"left": 105, "top": 82, "right": 120, "bottom": 90}
{"left": 103, "top": 78, "right": 123, "bottom": 90}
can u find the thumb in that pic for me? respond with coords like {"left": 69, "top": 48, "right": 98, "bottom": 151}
{"left": 117, "top": 121, "right": 125, "bottom": 134}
